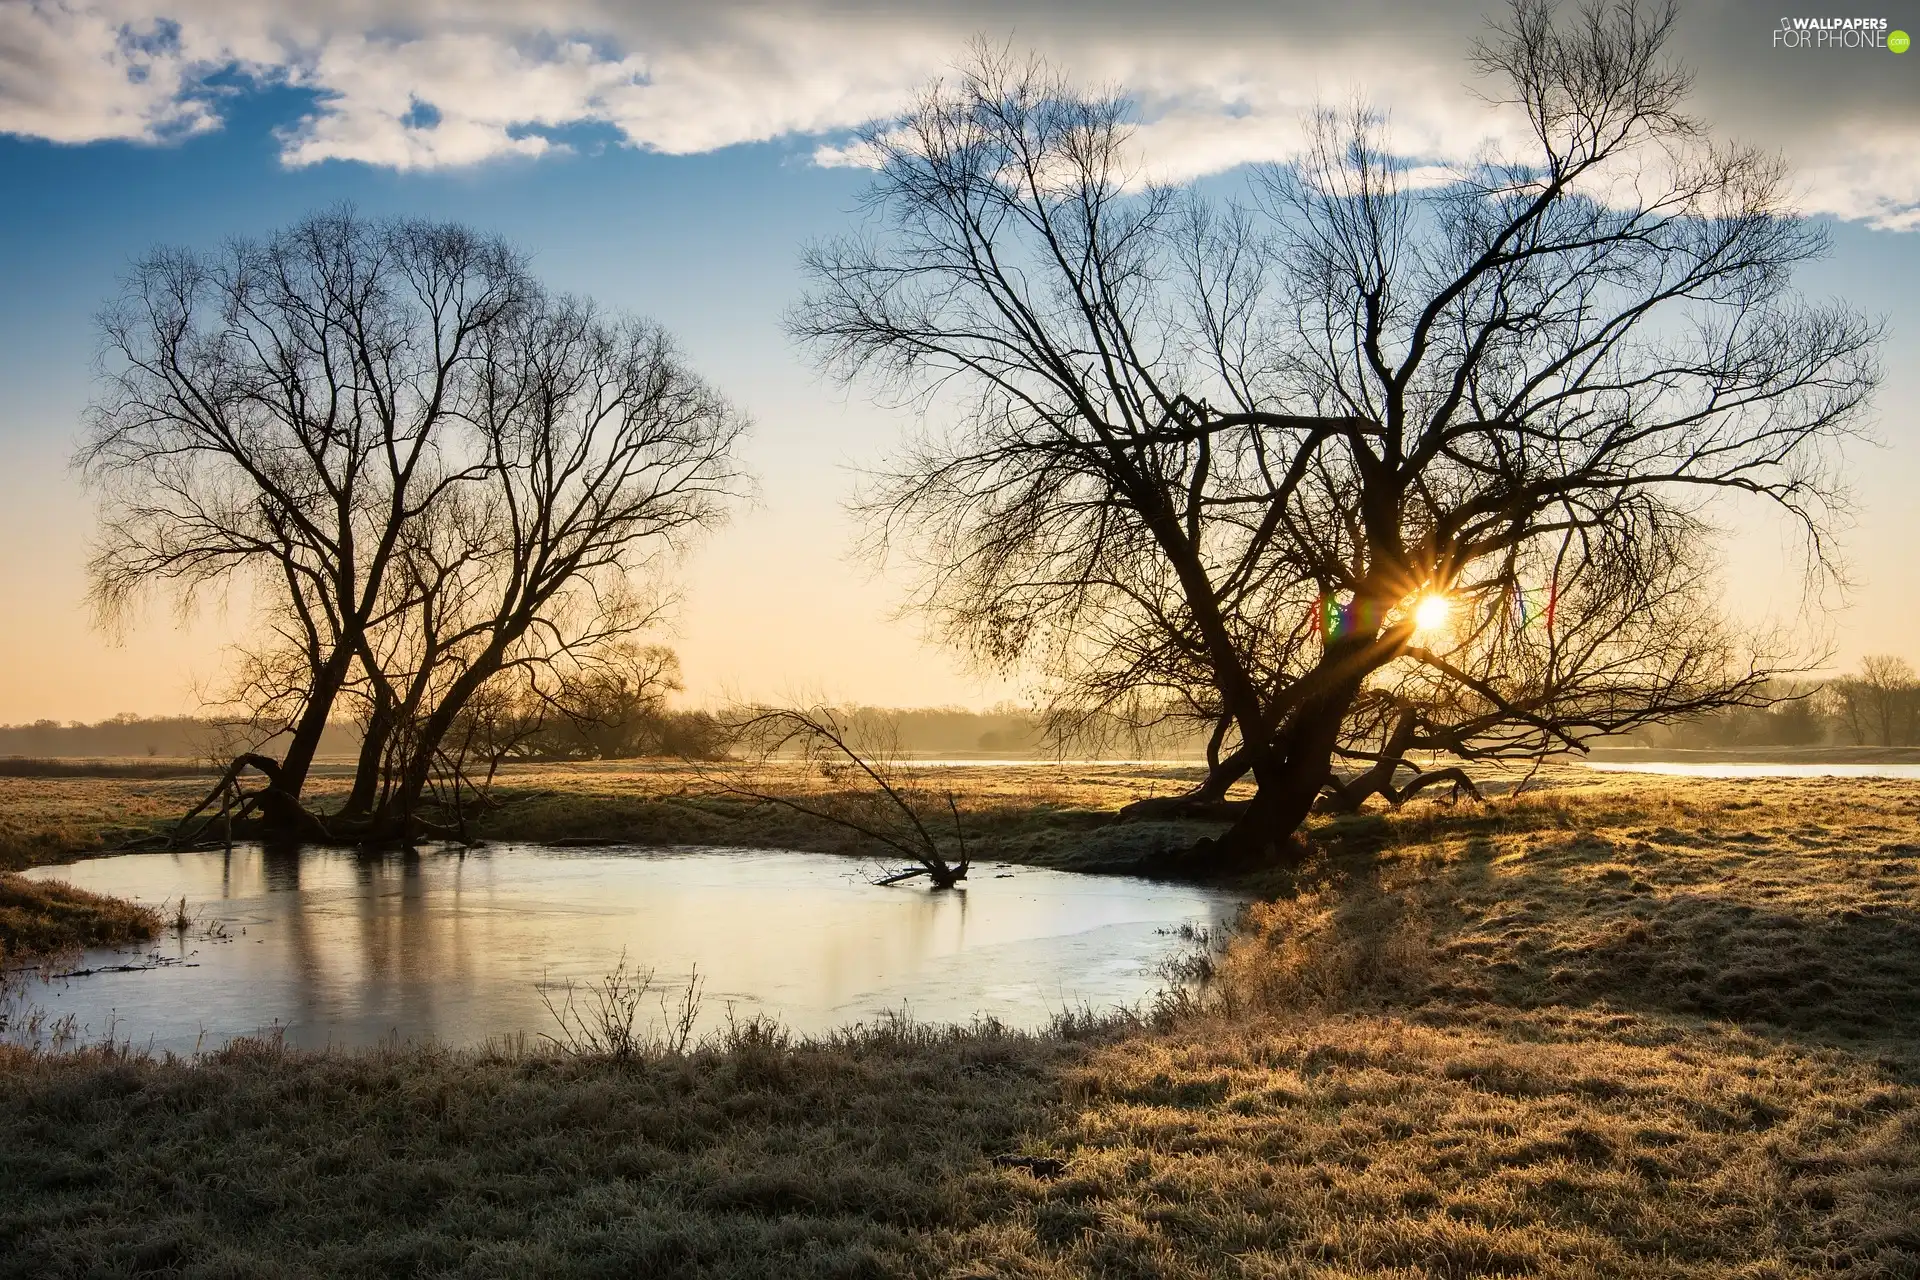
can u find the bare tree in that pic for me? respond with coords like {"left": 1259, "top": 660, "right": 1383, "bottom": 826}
{"left": 83, "top": 211, "right": 747, "bottom": 842}
{"left": 793, "top": 4, "right": 1880, "bottom": 866}
{"left": 719, "top": 706, "right": 971, "bottom": 887}
{"left": 80, "top": 208, "right": 531, "bottom": 814}
{"left": 1832, "top": 655, "right": 1919, "bottom": 747}
{"left": 492, "top": 642, "right": 691, "bottom": 761}
{"left": 351, "top": 297, "right": 747, "bottom": 834}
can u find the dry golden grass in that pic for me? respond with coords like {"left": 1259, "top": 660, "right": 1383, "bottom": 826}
{"left": 0, "top": 873, "right": 161, "bottom": 963}
{"left": 998, "top": 1009, "right": 1918, "bottom": 1277}
{"left": 969, "top": 771, "right": 1920, "bottom": 1277}
{"left": 0, "top": 772, "right": 246, "bottom": 871}
{"left": 458, "top": 758, "right": 1212, "bottom": 871}
{"left": 1240, "top": 772, "right": 1920, "bottom": 1042}
{"left": 1, "top": 767, "right": 1916, "bottom": 1277}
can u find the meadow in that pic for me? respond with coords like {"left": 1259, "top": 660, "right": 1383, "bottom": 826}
{"left": 0, "top": 765, "right": 1915, "bottom": 1276}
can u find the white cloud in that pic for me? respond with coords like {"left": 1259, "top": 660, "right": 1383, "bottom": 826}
{"left": 1792, "top": 130, "right": 1920, "bottom": 233}
{"left": 276, "top": 32, "right": 641, "bottom": 169}
{"left": 1, "top": 0, "right": 1916, "bottom": 231}
{"left": 0, "top": 2, "right": 219, "bottom": 143}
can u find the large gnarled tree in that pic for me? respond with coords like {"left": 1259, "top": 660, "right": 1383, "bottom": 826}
{"left": 794, "top": 2, "right": 1879, "bottom": 865}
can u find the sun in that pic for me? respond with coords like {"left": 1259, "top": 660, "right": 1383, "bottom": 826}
{"left": 1412, "top": 594, "right": 1452, "bottom": 635}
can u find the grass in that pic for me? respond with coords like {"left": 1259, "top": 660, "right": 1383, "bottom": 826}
{"left": 0, "top": 758, "right": 1207, "bottom": 873}
{"left": 0, "top": 768, "right": 1916, "bottom": 1276}
{"left": 0, "top": 873, "right": 160, "bottom": 965}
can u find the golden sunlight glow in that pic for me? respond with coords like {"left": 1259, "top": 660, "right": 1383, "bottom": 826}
{"left": 1412, "top": 594, "right": 1452, "bottom": 635}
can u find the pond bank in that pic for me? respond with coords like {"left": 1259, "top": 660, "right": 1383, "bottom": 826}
{"left": 0, "top": 760, "right": 1226, "bottom": 875}
{"left": 0, "top": 760, "right": 1239, "bottom": 966}
{"left": 0, "top": 873, "right": 159, "bottom": 966}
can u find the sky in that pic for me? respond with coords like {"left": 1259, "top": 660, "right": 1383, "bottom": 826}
{"left": 0, "top": 0, "right": 1916, "bottom": 723}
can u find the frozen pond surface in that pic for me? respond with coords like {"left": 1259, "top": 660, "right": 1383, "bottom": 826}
{"left": 10, "top": 845, "right": 1241, "bottom": 1054}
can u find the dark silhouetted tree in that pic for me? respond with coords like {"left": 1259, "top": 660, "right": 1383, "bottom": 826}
{"left": 794, "top": 4, "right": 1878, "bottom": 865}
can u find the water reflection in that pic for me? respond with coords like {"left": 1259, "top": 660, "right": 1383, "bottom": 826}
{"left": 261, "top": 842, "right": 304, "bottom": 893}
{"left": 13, "top": 846, "right": 1241, "bottom": 1054}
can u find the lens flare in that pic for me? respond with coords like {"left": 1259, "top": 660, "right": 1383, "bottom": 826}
{"left": 1412, "top": 594, "right": 1452, "bottom": 634}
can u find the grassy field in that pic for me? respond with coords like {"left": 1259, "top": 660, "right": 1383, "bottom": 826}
{"left": 0, "top": 767, "right": 1916, "bottom": 1276}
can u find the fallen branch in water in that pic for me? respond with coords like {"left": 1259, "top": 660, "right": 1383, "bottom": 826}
{"left": 706, "top": 706, "right": 970, "bottom": 889}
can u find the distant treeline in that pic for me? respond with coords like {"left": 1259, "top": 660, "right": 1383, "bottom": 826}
{"left": 1632, "top": 657, "right": 1920, "bottom": 750}
{"left": 0, "top": 715, "right": 360, "bottom": 761}
{"left": 0, "top": 705, "right": 1215, "bottom": 762}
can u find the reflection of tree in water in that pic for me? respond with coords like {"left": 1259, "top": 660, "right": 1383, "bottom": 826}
{"left": 350, "top": 850, "right": 449, "bottom": 1045}
{"left": 259, "top": 842, "right": 303, "bottom": 893}
{"left": 111, "top": 845, "right": 1231, "bottom": 1049}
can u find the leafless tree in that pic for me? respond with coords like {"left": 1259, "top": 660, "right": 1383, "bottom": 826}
{"left": 488, "top": 642, "right": 699, "bottom": 761}
{"left": 1832, "top": 654, "right": 1919, "bottom": 747}
{"left": 79, "top": 208, "right": 532, "bottom": 816}
{"left": 350, "top": 297, "right": 747, "bottom": 834}
{"left": 793, "top": 3, "right": 1880, "bottom": 866}
{"left": 718, "top": 706, "right": 971, "bottom": 887}
{"left": 82, "top": 211, "right": 747, "bottom": 842}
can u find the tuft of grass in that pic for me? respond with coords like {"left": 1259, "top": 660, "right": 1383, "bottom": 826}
{"left": 537, "top": 953, "right": 706, "bottom": 1061}
{"left": 0, "top": 872, "right": 160, "bottom": 963}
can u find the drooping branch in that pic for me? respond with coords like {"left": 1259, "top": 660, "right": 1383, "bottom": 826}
{"left": 713, "top": 707, "right": 970, "bottom": 889}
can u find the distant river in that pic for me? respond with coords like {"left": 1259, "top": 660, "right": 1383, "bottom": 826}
{"left": 7, "top": 845, "right": 1241, "bottom": 1055}
{"left": 1584, "top": 761, "right": 1920, "bottom": 780}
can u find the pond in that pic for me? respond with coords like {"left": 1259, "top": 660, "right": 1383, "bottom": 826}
{"left": 7, "top": 845, "right": 1242, "bottom": 1055}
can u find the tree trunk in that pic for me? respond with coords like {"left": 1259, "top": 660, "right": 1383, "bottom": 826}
{"left": 277, "top": 645, "right": 355, "bottom": 799}
{"left": 174, "top": 753, "right": 329, "bottom": 847}
{"left": 1197, "top": 645, "right": 1378, "bottom": 868}
{"left": 379, "top": 645, "right": 511, "bottom": 832}
{"left": 1204, "top": 722, "right": 1339, "bottom": 867}
{"left": 340, "top": 697, "right": 394, "bottom": 819}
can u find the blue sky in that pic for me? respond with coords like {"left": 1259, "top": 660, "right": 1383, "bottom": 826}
{"left": 0, "top": 90, "right": 973, "bottom": 719}
{"left": 1, "top": 1, "right": 1916, "bottom": 721}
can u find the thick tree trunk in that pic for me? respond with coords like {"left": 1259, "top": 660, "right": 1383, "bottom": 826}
{"left": 1202, "top": 709, "right": 1345, "bottom": 868}
{"left": 1194, "top": 632, "right": 1385, "bottom": 868}
{"left": 277, "top": 645, "right": 355, "bottom": 799}
{"left": 340, "top": 696, "right": 394, "bottom": 819}
{"left": 173, "top": 753, "right": 329, "bottom": 847}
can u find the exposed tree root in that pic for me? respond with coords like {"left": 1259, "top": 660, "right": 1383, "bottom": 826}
{"left": 170, "top": 754, "right": 473, "bottom": 851}
{"left": 172, "top": 755, "right": 329, "bottom": 848}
